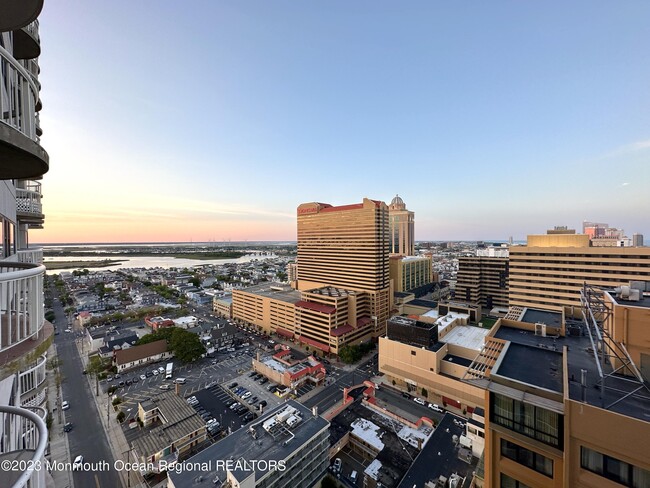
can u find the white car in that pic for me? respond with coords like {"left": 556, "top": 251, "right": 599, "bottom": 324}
{"left": 73, "top": 455, "right": 83, "bottom": 470}
{"left": 158, "top": 366, "right": 165, "bottom": 373}
{"left": 152, "top": 370, "right": 159, "bottom": 375}
{"left": 333, "top": 458, "right": 342, "bottom": 472}
{"left": 413, "top": 397, "right": 426, "bottom": 406}
{"left": 428, "top": 403, "right": 444, "bottom": 413}
{"left": 61, "top": 401, "right": 70, "bottom": 410}
{"left": 140, "top": 374, "right": 146, "bottom": 380}
{"left": 241, "top": 391, "right": 252, "bottom": 400}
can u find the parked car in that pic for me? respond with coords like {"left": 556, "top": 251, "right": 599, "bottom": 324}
{"left": 132, "top": 377, "right": 139, "bottom": 383}
{"left": 145, "top": 372, "right": 153, "bottom": 378}
{"left": 158, "top": 366, "right": 165, "bottom": 373}
{"left": 258, "top": 378, "right": 268, "bottom": 385}
{"left": 61, "top": 401, "right": 70, "bottom": 410}
{"left": 333, "top": 458, "right": 342, "bottom": 473}
{"left": 248, "top": 371, "right": 257, "bottom": 378}
{"left": 106, "top": 376, "right": 113, "bottom": 382}
{"left": 228, "top": 382, "right": 238, "bottom": 389}
{"left": 152, "top": 369, "right": 159, "bottom": 376}
{"left": 413, "top": 397, "right": 426, "bottom": 406}
{"left": 427, "top": 403, "right": 444, "bottom": 413}
{"left": 63, "top": 422, "right": 73, "bottom": 433}
{"left": 140, "top": 374, "right": 147, "bottom": 380}
{"left": 229, "top": 402, "right": 241, "bottom": 410}
{"left": 159, "top": 384, "right": 171, "bottom": 390}
{"left": 241, "top": 391, "right": 252, "bottom": 400}
{"left": 73, "top": 455, "right": 84, "bottom": 470}
{"left": 259, "top": 400, "right": 268, "bottom": 408}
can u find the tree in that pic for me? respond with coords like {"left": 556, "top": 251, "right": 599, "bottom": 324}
{"left": 136, "top": 327, "right": 175, "bottom": 346}
{"left": 421, "top": 387, "right": 428, "bottom": 398}
{"left": 189, "top": 276, "right": 201, "bottom": 287}
{"left": 116, "top": 411, "right": 126, "bottom": 423}
{"left": 87, "top": 355, "right": 108, "bottom": 396}
{"left": 170, "top": 328, "right": 206, "bottom": 363}
{"left": 321, "top": 475, "right": 341, "bottom": 488}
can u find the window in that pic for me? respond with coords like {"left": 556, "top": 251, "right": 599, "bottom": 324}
{"left": 411, "top": 350, "right": 416, "bottom": 356}
{"left": 501, "top": 439, "right": 553, "bottom": 477}
{"left": 490, "top": 393, "right": 563, "bottom": 449}
{"left": 500, "top": 473, "right": 531, "bottom": 488}
{"left": 581, "top": 446, "right": 650, "bottom": 488}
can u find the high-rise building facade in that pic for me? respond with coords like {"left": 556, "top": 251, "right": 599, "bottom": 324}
{"left": 456, "top": 256, "right": 509, "bottom": 310}
{"left": 296, "top": 198, "right": 391, "bottom": 347}
{"left": 389, "top": 255, "right": 432, "bottom": 293}
{"left": 509, "top": 232, "right": 650, "bottom": 312}
{"left": 0, "top": 2, "right": 50, "bottom": 488}
{"left": 633, "top": 233, "right": 644, "bottom": 247}
{"left": 388, "top": 195, "right": 414, "bottom": 256}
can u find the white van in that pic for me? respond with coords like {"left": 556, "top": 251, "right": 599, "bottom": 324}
{"left": 174, "top": 378, "right": 186, "bottom": 384}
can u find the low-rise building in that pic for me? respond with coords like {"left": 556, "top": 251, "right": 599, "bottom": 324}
{"left": 213, "top": 294, "right": 233, "bottom": 318}
{"left": 252, "top": 347, "right": 326, "bottom": 389}
{"left": 145, "top": 316, "right": 175, "bottom": 331}
{"left": 167, "top": 401, "right": 330, "bottom": 488}
{"left": 114, "top": 339, "right": 171, "bottom": 372}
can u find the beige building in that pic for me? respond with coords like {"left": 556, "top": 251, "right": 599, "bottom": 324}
{"left": 213, "top": 294, "right": 233, "bottom": 318}
{"left": 509, "top": 232, "right": 650, "bottom": 312}
{"left": 388, "top": 195, "right": 415, "bottom": 256}
{"left": 389, "top": 255, "right": 432, "bottom": 293}
{"left": 232, "top": 282, "right": 299, "bottom": 335}
{"left": 132, "top": 391, "right": 207, "bottom": 474}
{"left": 462, "top": 298, "right": 650, "bottom": 488}
{"left": 296, "top": 198, "right": 392, "bottom": 347}
{"left": 379, "top": 313, "right": 489, "bottom": 413}
{"left": 456, "top": 256, "right": 509, "bottom": 310}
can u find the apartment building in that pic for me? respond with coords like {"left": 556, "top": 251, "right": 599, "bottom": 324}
{"left": 388, "top": 194, "right": 415, "bottom": 256}
{"left": 462, "top": 291, "right": 650, "bottom": 488}
{"left": 0, "top": 3, "right": 51, "bottom": 488}
{"left": 509, "top": 232, "right": 650, "bottom": 312}
{"left": 456, "top": 256, "right": 509, "bottom": 310}
{"left": 389, "top": 255, "right": 433, "bottom": 293}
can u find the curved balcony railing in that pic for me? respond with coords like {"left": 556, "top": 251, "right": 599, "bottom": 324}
{"left": 16, "top": 248, "right": 43, "bottom": 265}
{"left": 13, "top": 20, "right": 41, "bottom": 60}
{"left": 16, "top": 181, "right": 43, "bottom": 224}
{"left": 0, "top": 43, "right": 48, "bottom": 179}
{"left": 19, "top": 353, "right": 46, "bottom": 398}
{"left": 0, "top": 263, "right": 45, "bottom": 354}
{"left": 0, "top": 405, "right": 47, "bottom": 488}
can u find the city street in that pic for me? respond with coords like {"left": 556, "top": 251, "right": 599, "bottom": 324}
{"left": 52, "top": 289, "right": 121, "bottom": 488}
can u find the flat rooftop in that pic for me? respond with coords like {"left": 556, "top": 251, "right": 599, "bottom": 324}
{"left": 388, "top": 315, "right": 437, "bottom": 330}
{"left": 521, "top": 308, "right": 563, "bottom": 328}
{"left": 238, "top": 282, "right": 301, "bottom": 304}
{"left": 308, "top": 286, "right": 356, "bottom": 298}
{"left": 495, "top": 342, "right": 563, "bottom": 393}
{"left": 494, "top": 324, "right": 650, "bottom": 422}
{"left": 397, "top": 413, "right": 478, "bottom": 488}
{"left": 609, "top": 291, "right": 650, "bottom": 309}
{"left": 168, "top": 400, "right": 329, "bottom": 487}
{"left": 440, "top": 325, "right": 489, "bottom": 351}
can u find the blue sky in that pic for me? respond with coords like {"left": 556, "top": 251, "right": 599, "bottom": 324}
{"left": 37, "top": 1, "right": 650, "bottom": 242}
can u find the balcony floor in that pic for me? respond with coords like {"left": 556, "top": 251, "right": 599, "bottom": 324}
{"left": 0, "top": 320, "right": 52, "bottom": 369}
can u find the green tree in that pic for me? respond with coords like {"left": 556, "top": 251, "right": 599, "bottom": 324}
{"left": 136, "top": 327, "right": 175, "bottom": 346}
{"left": 338, "top": 345, "right": 361, "bottom": 364}
{"left": 86, "top": 355, "right": 108, "bottom": 396}
{"left": 170, "top": 328, "right": 206, "bottom": 363}
{"left": 189, "top": 276, "right": 201, "bottom": 287}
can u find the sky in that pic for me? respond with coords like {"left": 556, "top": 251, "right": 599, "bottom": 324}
{"left": 35, "top": 1, "right": 650, "bottom": 243}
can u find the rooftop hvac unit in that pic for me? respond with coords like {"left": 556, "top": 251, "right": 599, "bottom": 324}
{"left": 535, "top": 323, "right": 547, "bottom": 337}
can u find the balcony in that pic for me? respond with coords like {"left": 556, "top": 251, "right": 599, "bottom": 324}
{"left": 0, "top": 0, "right": 44, "bottom": 32}
{"left": 12, "top": 21, "right": 41, "bottom": 60}
{"left": 0, "top": 405, "right": 48, "bottom": 488}
{"left": 16, "top": 181, "right": 44, "bottom": 226}
{"left": 0, "top": 263, "right": 45, "bottom": 364}
{"left": 16, "top": 248, "right": 43, "bottom": 265}
{"left": 0, "top": 45, "right": 48, "bottom": 180}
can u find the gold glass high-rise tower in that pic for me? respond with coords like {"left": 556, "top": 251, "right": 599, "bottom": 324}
{"left": 388, "top": 195, "right": 415, "bottom": 256}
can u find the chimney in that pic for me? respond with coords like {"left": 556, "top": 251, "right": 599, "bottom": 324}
{"left": 175, "top": 381, "right": 180, "bottom": 396}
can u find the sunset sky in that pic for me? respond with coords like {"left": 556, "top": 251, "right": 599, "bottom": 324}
{"left": 36, "top": 1, "right": 650, "bottom": 243}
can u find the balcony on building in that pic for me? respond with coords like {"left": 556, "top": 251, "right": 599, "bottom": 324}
{"left": 0, "top": 262, "right": 46, "bottom": 367}
{"left": 0, "top": 0, "right": 44, "bottom": 32}
{"left": 16, "top": 180, "right": 44, "bottom": 226}
{"left": 0, "top": 405, "right": 48, "bottom": 488}
{"left": 16, "top": 248, "right": 43, "bottom": 265}
{"left": 12, "top": 20, "right": 40, "bottom": 60}
{"left": 0, "top": 44, "right": 48, "bottom": 179}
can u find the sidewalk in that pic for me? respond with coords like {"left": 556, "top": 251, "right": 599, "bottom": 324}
{"left": 75, "top": 340, "right": 146, "bottom": 488}
{"left": 45, "top": 342, "right": 74, "bottom": 488}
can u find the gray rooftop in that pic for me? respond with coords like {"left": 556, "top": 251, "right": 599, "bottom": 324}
{"left": 397, "top": 413, "right": 478, "bottom": 488}
{"left": 238, "top": 282, "right": 301, "bottom": 304}
{"left": 168, "top": 400, "right": 329, "bottom": 487}
{"left": 131, "top": 391, "right": 205, "bottom": 458}
{"left": 494, "top": 324, "right": 650, "bottom": 422}
{"left": 521, "top": 308, "right": 563, "bottom": 328}
{"left": 494, "top": 342, "right": 563, "bottom": 393}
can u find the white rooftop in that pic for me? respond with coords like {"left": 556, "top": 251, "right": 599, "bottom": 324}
{"left": 351, "top": 418, "right": 385, "bottom": 451}
{"left": 441, "top": 324, "right": 489, "bottom": 351}
{"left": 364, "top": 459, "right": 383, "bottom": 480}
{"left": 397, "top": 424, "right": 433, "bottom": 449}
{"left": 422, "top": 310, "right": 439, "bottom": 319}
{"left": 436, "top": 312, "right": 470, "bottom": 334}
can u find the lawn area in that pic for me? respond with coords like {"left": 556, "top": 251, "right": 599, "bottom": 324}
{"left": 479, "top": 316, "right": 497, "bottom": 329}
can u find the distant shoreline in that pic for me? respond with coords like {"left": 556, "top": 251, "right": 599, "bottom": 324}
{"left": 45, "top": 259, "right": 125, "bottom": 270}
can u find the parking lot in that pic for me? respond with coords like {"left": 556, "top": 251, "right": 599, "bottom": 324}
{"left": 113, "top": 353, "right": 254, "bottom": 416}
{"left": 226, "top": 372, "right": 285, "bottom": 411}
